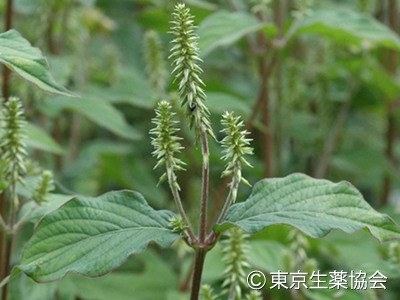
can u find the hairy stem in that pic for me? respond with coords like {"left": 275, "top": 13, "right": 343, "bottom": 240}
{"left": 167, "top": 165, "right": 196, "bottom": 243}
{"left": 216, "top": 173, "right": 239, "bottom": 225}
{"left": 199, "top": 127, "right": 210, "bottom": 243}
{"left": 190, "top": 248, "right": 207, "bottom": 300}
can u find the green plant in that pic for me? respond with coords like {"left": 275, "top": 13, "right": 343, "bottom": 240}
{"left": 1, "top": 3, "right": 400, "bottom": 300}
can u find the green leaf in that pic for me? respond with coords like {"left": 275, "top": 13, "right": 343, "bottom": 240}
{"left": 0, "top": 30, "right": 75, "bottom": 97}
{"left": 24, "top": 122, "right": 64, "bottom": 154}
{"left": 197, "top": 11, "right": 263, "bottom": 56}
{"left": 297, "top": 8, "right": 400, "bottom": 49}
{"left": 58, "top": 251, "right": 178, "bottom": 300}
{"left": 207, "top": 92, "right": 250, "bottom": 116}
{"left": 43, "top": 96, "right": 142, "bottom": 140}
{"left": 13, "top": 190, "right": 182, "bottom": 283}
{"left": 214, "top": 173, "right": 400, "bottom": 242}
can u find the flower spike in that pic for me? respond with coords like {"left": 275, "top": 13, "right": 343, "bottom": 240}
{"left": 32, "top": 170, "right": 54, "bottom": 205}
{"left": 169, "top": 3, "right": 215, "bottom": 139}
{"left": 144, "top": 30, "right": 168, "bottom": 98}
{"left": 220, "top": 112, "right": 253, "bottom": 187}
{"left": 150, "top": 100, "right": 186, "bottom": 188}
{"left": 0, "top": 97, "right": 27, "bottom": 187}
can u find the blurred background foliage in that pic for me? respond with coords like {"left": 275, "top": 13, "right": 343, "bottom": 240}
{"left": 1, "top": 0, "right": 400, "bottom": 299}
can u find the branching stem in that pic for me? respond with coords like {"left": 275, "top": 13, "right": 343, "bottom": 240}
{"left": 166, "top": 165, "right": 196, "bottom": 243}
{"left": 216, "top": 169, "right": 240, "bottom": 225}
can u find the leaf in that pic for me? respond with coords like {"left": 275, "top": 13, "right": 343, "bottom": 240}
{"left": 297, "top": 8, "right": 400, "bottom": 49}
{"left": 18, "top": 194, "right": 73, "bottom": 224}
{"left": 58, "top": 251, "right": 178, "bottom": 300}
{"left": 86, "top": 68, "right": 157, "bottom": 109}
{"left": 197, "top": 11, "right": 263, "bottom": 56}
{"left": 43, "top": 96, "right": 142, "bottom": 140}
{"left": 24, "top": 122, "right": 64, "bottom": 154}
{"left": 207, "top": 92, "right": 250, "bottom": 116}
{"left": 12, "top": 190, "right": 182, "bottom": 283}
{"left": 0, "top": 30, "right": 75, "bottom": 97}
{"left": 214, "top": 173, "right": 400, "bottom": 242}
{"left": 247, "top": 240, "right": 286, "bottom": 272}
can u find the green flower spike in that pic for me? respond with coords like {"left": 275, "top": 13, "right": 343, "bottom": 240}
{"left": 150, "top": 100, "right": 186, "bottom": 189}
{"left": 144, "top": 30, "right": 168, "bottom": 98}
{"left": 169, "top": 3, "right": 215, "bottom": 139}
{"left": 222, "top": 227, "right": 251, "bottom": 300}
{"left": 32, "top": 170, "right": 54, "bottom": 205}
{"left": 0, "top": 97, "right": 27, "bottom": 188}
{"left": 220, "top": 111, "right": 253, "bottom": 189}
{"left": 200, "top": 284, "right": 217, "bottom": 300}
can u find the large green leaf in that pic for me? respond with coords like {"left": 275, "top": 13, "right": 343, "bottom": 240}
{"left": 43, "top": 96, "right": 141, "bottom": 140}
{"left": 24, "top": 122, "right": 64, "bottom": 154}
{"left": 214, "top": 173, "right": 400, "bottom": 242}
{"left": 12, "top": 190, "right": 181, "bottom": 283}
{"left": 207, "top": 92, "right": 250, "bottom": 116}
{"left": 0, "top": 30, "right": 75, "bottom": 97}
{"left": 297, "top": 8, "right": 400, "bottom": 49}
{"left": 197, "top": 11, "right": 263, "bottom": 56}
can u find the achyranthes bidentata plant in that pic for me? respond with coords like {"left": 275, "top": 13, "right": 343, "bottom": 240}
{"left": 2, "top": 4, "right": 400, "bottom": 300}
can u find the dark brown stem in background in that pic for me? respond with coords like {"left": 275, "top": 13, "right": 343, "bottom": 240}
{"left": 260, "top": 65, "right": 273, "bottom": 178}
{"left": 179, "top": 257, "right": 195, "bottom": 292}
{"left": 0, "top": 192, "right": 6, "bottom": 285}
{"left": 1, "top": 1, "right": 13, "bottom": 297}
{"left": 380, "top": 0, "right": 398, "bottom": 206}
{"left": 68, "top": 114, "right": 82, "bottom": 162}
{"left": 272, "top": 0, "right": 287, "bottom": 176}
{"left": 46, "top": 8, "right": 58, "bottom": 55}
{"left": 314, "top": 94, "right": 352, "bottom": 178}
{"left": 381, "top": 111, "right": 396, "bottom": 205}
{"left": 2, "top": 0, "right": 13, "bottom": 100}
{"left": 190, "top": 249, "right": 206, "bottom": 300}
{"left": 53, "top": 117, "right": 63, "bottom": 171}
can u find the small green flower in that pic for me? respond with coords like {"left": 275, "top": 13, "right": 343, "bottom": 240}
{"left": 0, "top": 97, "right": 27, "bottom": 187}
{"left": 169, "top": 215, "right": 187, "bottom": 234}
{"left": 246, "top": 290, "right": 263, "bottom": 300}
{"left": 150, "top": 100, "right": 185, "bottom": 187}
{"left": 169, "top": 3, "right": 215, "bottom": 139}
{"left": 220, "top": 112, "right": 253, "bottom": 187}
{"left": 32, "top": 170, "right": 54, "bottom": 205}
{"left": 200, "top": 284, "right": 217, "bottom": 300}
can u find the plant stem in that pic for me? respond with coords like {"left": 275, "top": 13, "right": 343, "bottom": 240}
{"left": 0, "top": 0, "right": 13, "bottom": 292}
{"left": 314, "top": 91, "right": 353, "bottom": 178}
{"left": 198, "top": 127, "right": 209, "bottom": 243}
{"left": 190, "top": 248, "right": 206, "bottom": 300}
{"left": 68, "top": 113, "right": 82, "bottom": 162}
{"left": 216, "top": 173, "right": 239, "bottom": 225}
{"left": 2, "top": 0, "right": 13, "bottom": 100}
{"left": 1, "top": 190, "right": 18, "bottom": 300}
{"left": 53, "top": 117, "right": 63, "bottom": 171}
{"left": 167, "top": 166, "right": 196, "bottom": 243}
{"left": 380, "top": 0, "right": 398, "bottom": 206}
